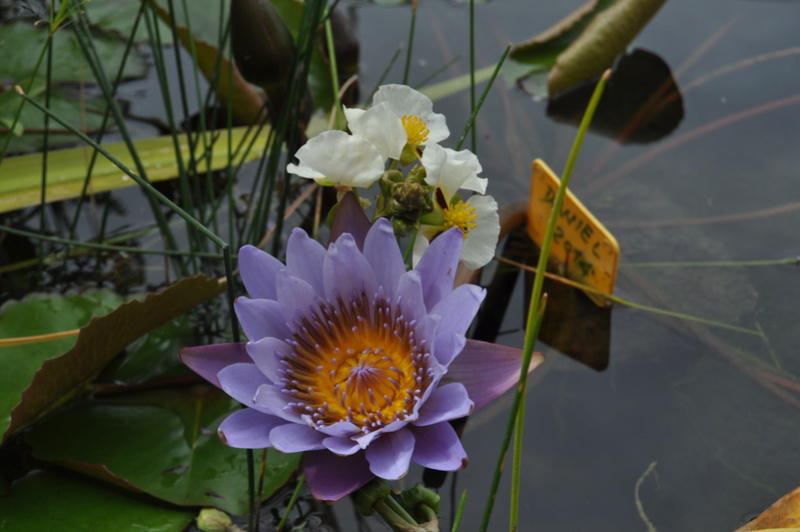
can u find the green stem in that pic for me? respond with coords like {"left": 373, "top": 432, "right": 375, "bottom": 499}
{"left": 451, "top": 490, "right": 468, "bottom": 532}
{"left": 469, "top": 0, "right": 476, "bottom": 153}
{"left": 14, "top": 86, "right": 227, "bottom": 249}
{"left": 455, "top": 45, "right": 510, "bottom": 152}
{"left": 510, "top": 296, "right": 547, "bottom": 531}
{"left": 402, "top": 1, "right": 418, "bottom": 85}
{"left": 324, "top": 12, "right": 343, "bottom": 128}
{"left": 276, "top": 474, "right": 305, "bottom": 531}
{"left": 479, "top": 69, "right": 612, "bottom": 532}
{"left": 0, "top": 225, "right": 223, "bottom": 259}
{"left": 376, "top": 497, "right": 418, "bottom": 530}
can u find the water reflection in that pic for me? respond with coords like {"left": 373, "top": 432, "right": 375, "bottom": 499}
{"left": 545, "top": 48, "right": 684, "bottom": 144}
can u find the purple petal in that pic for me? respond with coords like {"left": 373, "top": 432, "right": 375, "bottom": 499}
{"left": 415, "top": 383, "right": 473, "bottom": 426}
{"left": 319, "top": 420, "right": 360, "bottom": 438}
{"left": 414, "top": 227, "right": 463, "bottom": 310}
{"left": 217, "top": 363, "right": 271, "bottom": 412}
{"left": 364, "top": 429, "right": 415, "bottom": 480}
{"left": 443, "top": 340, "right": 543, "bottom": 411}
{"left": 323, "top": 233, "right": 377, "bottom": 302}
{"left": 323, "top": 436, "right": 361, "bottom": 456}
{"left": 431, "top": 329, "right": 466, "bottom": 367}
{"left": 217, "top": 408, "right": 285, "bottom": 449}
{"left": 234, "top": 298, "right": 291, "bottom": 342}
{"left": 303, "top": 450, "right": 374, "bottom": 502}
{"left": 394, "top": 270, "right": 428, "bottom": 326}
{"left": 245, "top": 337, "right": 291, "bottom": 383}
{"left": 431, "top": 284, "right": 486, "bottom": 336}
{"left": 275, "top": 269, "right": 319, "bottom": 327}
{"left": 329, "top": 192, "right": 371, "bottom": 250}
{"left": 238, "top": 245, "right": 284, "bottom": 300}
{"left": 363, "top": 219, "right": 406, "bottom": 299}
{"left": 269, "top": 423, "right": 326, "bottom": 452}
{"left": 253, "top": 384, "right": 303, "bottom": 423}
{"left": 410, "top": 422, "right": 468, "bottom": 471}
{"left": 180, "top": 342, "right": 250, "bottom": 388}
{"left": 286, "top": 228, "right": 327, "bottom": 294}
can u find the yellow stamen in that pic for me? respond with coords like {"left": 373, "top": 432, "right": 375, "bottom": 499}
{"left": 283, "top": 295, "right": 431, "bottom": 432}
{"left": 443, "top": 200, "right": 478, "bottom": 237}
{"left": 401, "top": 114, "right": 430, "bottom": 146}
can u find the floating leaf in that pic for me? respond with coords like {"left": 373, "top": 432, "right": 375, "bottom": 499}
{"left": 507, "top": 0, "right": 666, "bottom": 97}
{"left": 83, "top": 0, "right": 174, "bottom": 44}
{"left": 548, "top": 0, "right": 667, "bottom": 95}
{"left": 734, "top": 487, "right": 800, "bottom": 531}
{"left": 0, "top": 290, "right": 128, "bottom": 442}
{"left": 509, "top": 0, "right": 617, "bottom": 70}
{"left": 0, "top": 470, "right": 194, "bottom": 531}
{"left": 97, "top": 315, "right": 194, "bottom": 385}
{"left": 0, "top": 22, "right": 146, "bottom": 86}
{"left": 0, "top": 275, "right": 225, "bottom": 442}
{"left": 25, "top": 387, "right": 301, "bottom": 514}
{"left": 0, "top": 21, "right": 148, "bottom": 153}
{"left": 0, "top": 126, "right": 269, "bottom": 214}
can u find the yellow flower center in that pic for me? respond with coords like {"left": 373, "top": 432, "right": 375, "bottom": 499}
{"left": 282, "top": 294, "right": 432, "bottom": 432}
{"left": 401, "top": 114, "right": 430, "bottom": 146}
{"left": 443, "top": 200, "right": 478, "bottom": 237}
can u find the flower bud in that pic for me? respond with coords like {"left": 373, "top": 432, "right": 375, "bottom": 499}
{"left": 195, "top": 508, "right": 234, "bottom": 532}
{"left": 230, "top": 0, "right": 296, "bottom": 91}
{"left": 391, "top": 179, "right": 433, "bottom": 220}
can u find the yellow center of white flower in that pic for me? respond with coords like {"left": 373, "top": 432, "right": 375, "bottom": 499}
{"left": 282, "top": 295, "right": 432, "bottom": 432}
{"left": 443, "top": 200, "right": 478, "bottom": 237}
{"left": 401, "top": 115, "right": 430, "bottom": 146}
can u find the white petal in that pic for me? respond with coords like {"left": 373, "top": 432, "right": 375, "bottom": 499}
{"left": 345, "top": 103, "right": 406, "bottom": 160}
{"left": 421, "top": 144, "right": 487, "bottom": 199}
{"left": 461, "top": 195, "right": 500, "bottom": 269}
{"left": 372, "top": 84, "right": 449, "bottom": 144}
{"left": 286, "top": 130, "right": 385, "bottom": 187}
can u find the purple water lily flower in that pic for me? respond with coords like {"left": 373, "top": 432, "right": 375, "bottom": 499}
{"left": 181, "top": 202, "right": 541, "bottom": 502}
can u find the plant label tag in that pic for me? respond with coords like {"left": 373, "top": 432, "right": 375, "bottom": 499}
{"left": 526, "top": 159, "right": 620, "bottom": 307}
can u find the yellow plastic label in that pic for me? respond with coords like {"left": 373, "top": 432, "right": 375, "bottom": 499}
{"left": 526, "top": 159, "right": 619, "bottom": 306}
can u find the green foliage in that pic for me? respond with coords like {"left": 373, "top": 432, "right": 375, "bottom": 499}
{"left": 507, "top": 0, "right": 666, "bottom": 97}
{"left": 0, "top": 21, "right": 147, "bottom": 153}
{"left": 25, "top": 387, "right": 300, "bottom": 514}
{"left": 0, "top": 290, "right": 130, "bottom": 441}
{"left": 0, "top": 127, "right": 269, "bottom": 214}
{"left": 0, "top": 470, "right": 194, "bottom": 531}
{"left": 0, "top": 276, "right": 224, "bottom": 442}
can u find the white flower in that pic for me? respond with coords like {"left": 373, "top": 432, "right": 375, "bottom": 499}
{"left": 414, "top": 193, "right": 500, "bottom": 270}
{"left": 286, "top": 130, "right": 385, "bottom": 187}
{"left": 344, "top": 102, "right": 407, "bottom": 160}
{"left": 422, "top": 143, "right": 487, "bottom": 196}
{"left": 347, "top": 84, "right": 449, "bottom": 153}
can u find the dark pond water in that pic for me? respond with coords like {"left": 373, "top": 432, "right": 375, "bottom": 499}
{"left": 341, "top": 0, "right": 800, "bottom": 530}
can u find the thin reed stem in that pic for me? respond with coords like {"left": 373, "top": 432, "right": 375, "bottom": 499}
{"left": 455, "top": 45, "right": 510, "bottom": 151}
{"left": 479, "top": 70, "right": 612, "bottom": 532}
{"left": 15, "top": 86, "right": 227, "bottom": 249}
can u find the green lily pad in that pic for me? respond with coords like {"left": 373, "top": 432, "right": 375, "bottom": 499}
{"left": 0, "top": 21, "right": 147, "bottom": 153}
{"left": 0, "top": 275, "right": 225, "bottom": 442}
{"left": 0, "top": 22, "right": 146, "bottom": 86}
{"left": 0, "top": 289, "right": 129, "bottom": 442}
{"left": 507, "top": 0, "right": 667, "bottom": 96}
{"left": 25, "top": 387, "right": 301, "bottom": 514}
{"left": 98, "top": 315, "right": 193, "bottom": 385}
{"left": 0, "top": 470, "right": 193, "bottom": 532}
